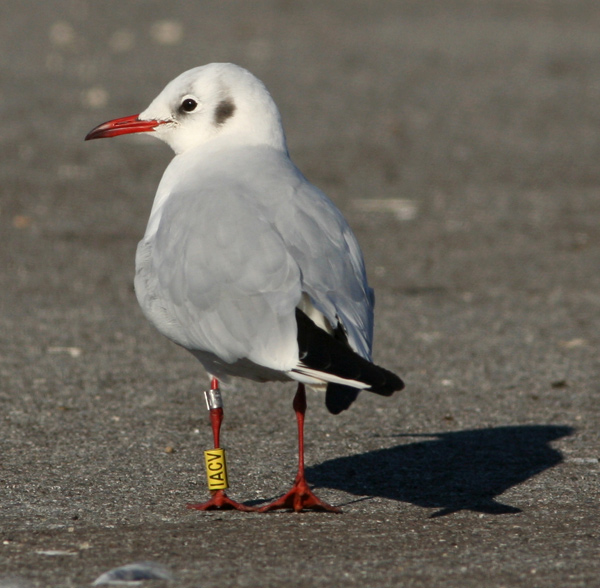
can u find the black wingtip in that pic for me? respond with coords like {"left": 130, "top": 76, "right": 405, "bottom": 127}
{"left": 325, "top": 385, "right": 361, "bottom": 414}
{"left": 371, "top": 368, "right": 405, "bottom": 396}
{"left": 325, "top": 371, "right": 404, "bottom": 414}
{"left": 296, "top": 308, "right": 404, "bottom": 412}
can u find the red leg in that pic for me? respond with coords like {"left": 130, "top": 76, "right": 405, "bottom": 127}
{"left": 259, "top": 384, "right": 341, "bottom": 513}
{"left": 187, "top": 378, "right": 257, "bottom": 512}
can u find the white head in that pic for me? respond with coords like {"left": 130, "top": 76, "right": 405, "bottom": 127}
{"left": 86, "top": 63, "right": 287, "bottom": 155}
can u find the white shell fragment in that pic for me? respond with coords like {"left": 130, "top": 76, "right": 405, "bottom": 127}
{"left": 352, "top": 198, "right": 418, "bottom": 221}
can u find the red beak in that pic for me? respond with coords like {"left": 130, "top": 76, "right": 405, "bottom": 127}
{"left": 85, "top": 114, "right": 164, "bottom": 141}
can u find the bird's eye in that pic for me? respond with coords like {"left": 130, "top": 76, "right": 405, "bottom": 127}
{"left": 181, "top": 98, "right": 198, "bottom": 113}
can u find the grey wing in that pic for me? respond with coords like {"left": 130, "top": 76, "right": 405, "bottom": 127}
{"left": 274, "top": 179, "right": 374, "bottom": 361}
{"left": 135, "top": 183, "right": 303, "bottom": 371}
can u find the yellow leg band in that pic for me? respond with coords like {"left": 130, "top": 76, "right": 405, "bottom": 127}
{"left": 204, "top": 448, "right": 229, "bottom": 491}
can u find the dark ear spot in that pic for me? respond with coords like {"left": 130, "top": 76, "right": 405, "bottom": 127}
{"left": 214, "top": 98, "right": 236, "bottom": 125}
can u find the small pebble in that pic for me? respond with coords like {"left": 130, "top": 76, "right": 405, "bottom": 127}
{"left": 83, "top": 87, "right": 109, "bottom": 109}
{"left": 560, "top": 338, "right": 586, "bottom": 348}
{"left": 49, "top": 22, "right": 76, "bottom": 47}
{"left": 12, "top": 215, "right": 32, "bottom": 229}
{"left": 150, "top": 20, "right": 183, "bottom": 45}
{"left": 47, "top": 346, "right": 82, "bottom": 358}
{"left": 109, "top": 30, "right": 135, "bottom": 53}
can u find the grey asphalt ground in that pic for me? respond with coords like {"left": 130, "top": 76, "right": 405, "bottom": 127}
{"left": 1, "top": 1, "right": 599, "bottom": 586}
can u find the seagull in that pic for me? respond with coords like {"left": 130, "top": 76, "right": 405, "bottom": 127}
{"left": 86, "top": 63, "right": 404, "bottom": 513}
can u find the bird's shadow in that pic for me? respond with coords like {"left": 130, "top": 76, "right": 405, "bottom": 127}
{"left": 306, "top": 425, "right": 573, "bottom": 517}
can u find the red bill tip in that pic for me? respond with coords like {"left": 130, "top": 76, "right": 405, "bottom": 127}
{"left": 85, "top": 114, "right": 164, "bottom": 141}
